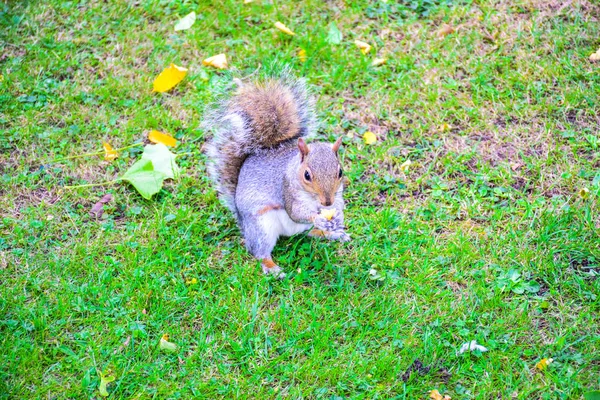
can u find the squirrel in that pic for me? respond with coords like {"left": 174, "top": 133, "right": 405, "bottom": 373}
{"left": 203, "top": 75, "right": 350, "bottom": 278}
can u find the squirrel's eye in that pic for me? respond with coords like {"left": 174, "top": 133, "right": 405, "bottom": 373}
{"left": 338, "top": 168, "right": 343, "bottom": 178}
{"left": 304, "top": 170, "right": 311, "bottom": 181}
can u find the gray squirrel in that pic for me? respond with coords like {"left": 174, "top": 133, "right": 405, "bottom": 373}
{"left": 204, "top": 75, "right": 350, "bottom": 278}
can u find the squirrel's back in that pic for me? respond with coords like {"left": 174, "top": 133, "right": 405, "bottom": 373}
{"left": 204, "top": 76, "right": 316, "bottom": 215}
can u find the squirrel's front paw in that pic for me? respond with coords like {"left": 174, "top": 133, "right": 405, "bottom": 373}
{"left": 325, "top": 229, "right": 351, "bottom": 242}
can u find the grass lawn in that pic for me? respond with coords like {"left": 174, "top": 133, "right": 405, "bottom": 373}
{"left": 1, "top": 0, "right": 599, "bottom": 398}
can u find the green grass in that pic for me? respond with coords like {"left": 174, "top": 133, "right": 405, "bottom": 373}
{"left": 1, "top": 0, "right": 599, "bottom": 398}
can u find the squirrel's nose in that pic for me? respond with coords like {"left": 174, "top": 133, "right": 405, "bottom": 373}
{"left": 323, "top": 199, "right": 333, "bottom": 207}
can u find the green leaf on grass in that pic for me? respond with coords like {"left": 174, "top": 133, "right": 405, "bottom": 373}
{"left": 119, "top": 144, "right": 180, "bottom": 199}
{"left": 159, "top": 334, "right": 178, "bottom": 353}
{"left": 174, "top": 11, "right": 196, "bottom": 31}
{"left": 141, "top": 143, "right": 180, "bottom": 179}
{"left": 326, "top": 22, "right": 342, "bottom": 44}
{"left": 98, "top": 370, "right": 115, "bottom": 397}
{"left": 120, "top": 159, "right": 166, "bottom": 200}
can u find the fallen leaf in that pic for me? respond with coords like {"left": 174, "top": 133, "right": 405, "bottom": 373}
{"left": 363, "top": 131, "right": 377, "bottom": 145}
{"left": 98, "top": 370, "right": 115, "bottom": 397}
{"left": 589, "top": 49, "right": 600, "bottom": 62}
{"left": 430, "top": 389, "right": 451, "bottom": 400}
{"left": 437, "top": 24, "right": 455, "bottom": 38}
{"left": 202, "top": 53, "right": 228, "bottom": 69}
{"left": 579, "top": 187, "right": 590, "bottom": 199}
{"left": 159, "top": 334, "right": 178, "bottom": 352}
{"left": 275, "top": 21, "right": 295, "bottom": 36}
{"left": 174, "top": 11, "right": 196, "bottom": 31}
{"left": 90, "top": 193, "right": 113, "bottom": 219}
{"left": 326, "top": 22, "right": 343, "bottom": 44}
{"left": 371, "top": 58, "right": 386, "bottom": 67}
{"left": 536, "top": 357, "right": 553, "bottom": 371}
{"left": 400, "top": 159, "right": 412, "bottom": 173}
{"left": 439, "top": 123, "right": 451, "bottom": 132}
{"left": 140, "top": 143, "right": 180, "bottom": 179}
{"left": 153, "top": 64, "right": 188, "bottom": 93}
{"left": 458, "top": 340, "right": 488, "bottom": 354}
{"left": 120, "top": 159, "right": 167, "bottom": 200}
{"left": 103, "top": 142, "right": 118, "bottom": 161}
{"left": 355, "top": 40, "right": 372, "bottom": 54}
{"left": 148, "top": 129, "right": 177, "bottom": 147}
{"left": 298, "top": 49, "right": 307, "bottom": 63}
{"left": 186, "top": 277, "right": 198, "bottom": 285}
{"left": 319, "top": 209, "right": 336, "bottom": 220}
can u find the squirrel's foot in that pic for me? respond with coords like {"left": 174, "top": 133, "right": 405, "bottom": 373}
{"left": 261, "top": 258, "right": 286, "bottom": 279}
{"left": 309, "top": 228, "right": 351, "bottom": 242}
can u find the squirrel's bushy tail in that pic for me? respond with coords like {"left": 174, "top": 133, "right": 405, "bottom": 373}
{"left": 203, "top": 74, "right": 316, "bottom": 214}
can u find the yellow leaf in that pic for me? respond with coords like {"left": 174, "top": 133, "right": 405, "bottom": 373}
{"left": 159, "top": 334, "right": 178, "bottom": 352}
{"left": 298, "top": 49, "right": 307, "bottom": 63}
{"left": 439, "top": 123, "right": 451, "bottom": 132}
{"left": 363, "top": 131, "right": 377, "bottom": 145}
{"left": 430, "top": 389, "right": 451, "bottom": 400}
{"left": 99, "top": 370, "right": 116, "bottom": 397}
{"left": 148, "top": 130, "right": 177, "bottom": 147}
{"left": 355, "top": 40, "right": 372, "bottom": 55}
{"left": 371, "top": 58, "right": 387, "bottom": 67}
{"left": 579, "top": 187, "right": 590, "bottom": 198}
{"left": 152, "top": 63, "right": 188, "bottom": 93}
{"left": 0, "top": 74, "right": 4, "bottom": 82}
{"left": 400, "top": 159, "right": 411, "bottom": 172}
{"left": 437, "top": 24, "right": 455, "bottom": 38}
{"left": 202, "top": 53, "right": 228, "bottom": 69}
{"left": 319, "top": 209, "right": 336, "bottom": 221}
{"left": 186, "top": 278, "right": 198, "bottom": 285}
{"left": 536, "top": 357, "right": 553, "bottom": 370}
{"left": 103, "top": 142, "right": 118, "bottom": 161}
{"left": 275, "top": 21, "right": 295, "bottom": 36}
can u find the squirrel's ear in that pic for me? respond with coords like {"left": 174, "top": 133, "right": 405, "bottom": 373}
{"left": 332, "top": 136, "right": 343, "bottom": 153}
{"left": 298, "top": 138, "right": 310, "bottom": 160}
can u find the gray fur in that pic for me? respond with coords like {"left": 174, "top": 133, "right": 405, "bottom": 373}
{"left": 203, "top": 75, "right": 316, "bottom": 215}
{"left": 203, "top": 75, "right": 349, "bottom": 273}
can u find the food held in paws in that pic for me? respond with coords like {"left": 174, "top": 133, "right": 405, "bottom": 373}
{"left": 319, "top": 209, "right": 336, "bottom": 221}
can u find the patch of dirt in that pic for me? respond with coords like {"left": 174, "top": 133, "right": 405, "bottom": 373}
{"left": 5, "top": 187, "right": 61, "bottom": 218}
{"left": 446, "top": 280, "right": 469, "bottom": 299}
{"left": 401, "top": 359, "right": 431, "bottom": 382}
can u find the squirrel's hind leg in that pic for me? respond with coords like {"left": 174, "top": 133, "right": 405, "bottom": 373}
{"left": 240, "top": 214, "right": 286, "bottom": 279}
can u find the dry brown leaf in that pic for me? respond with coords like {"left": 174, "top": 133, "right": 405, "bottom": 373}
{"left": 430, "top": 389, "right": 451, "bottom": 400}
{"left": 437, "top": 24, "right": 455, "bottom": 38}
{"left": 90, "top": 194, "right": 113, "bottom": 219}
